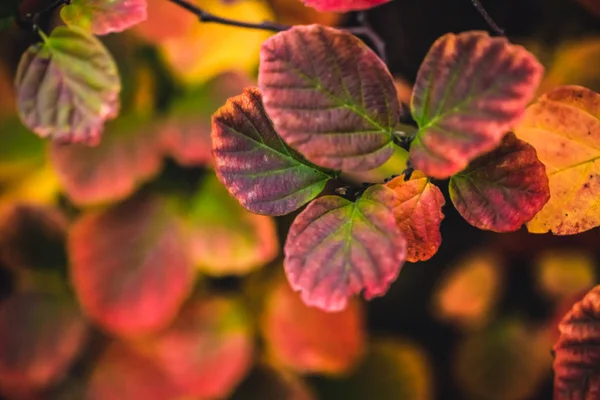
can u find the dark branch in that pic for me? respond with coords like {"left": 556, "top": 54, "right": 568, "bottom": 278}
{"left": 167, "top": 0, "right": 388, "bottom": 63}
{"left": 470, "top": 0, "right": 505, "bottom": 35}
{"left": 18, "top": 0, "right": 71, "bottom": 34}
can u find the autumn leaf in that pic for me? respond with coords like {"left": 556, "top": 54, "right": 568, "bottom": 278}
{"left": 69, "top": 195, "right": 195, "bottom": 337}
{"left": 138, "top": 296, "right": 254, "bottom": 399}
{"left": 132, "top": 0, "right": 196, "bottom": 43}
{"left": 262, "top": 280, "right": 365, "bottom": 374}
{"left": 270, "top": 0, "right": 340, "bottom": 25}
{"left": 0, "top": 291, "right": 88, "bottom": 398}
{"left": 553, "top": 285, "right": 600, "bottom": 399}
{"left": 535, "top": 250, "right": 596, "bottom": 299}
{"left": 15, "top": 26, "right": 121, "bottom": 145}
{"left": 449, "top": 132, "right": 550, "bottom": 232}
{"left": 61, "top": 0, "right": 147, "bottom": 35}
{"left": 514, "top": 85, "right": 600, "bottom": 234}
{"left": 50, "top": 116, "right": 163, "bottom": 206}
{"left": 410, "top": 31, "right": 543, "bottom": 178}
{"left": 259, "top": 24, "right": 401, "bottom": 171}
{"left": 284, "top": 184, "right": 406, "bottom": 311}
{"left": 301, "top": 0, "right": 391, "bottom": 12}
{"left": 212, "top": 87, "right": 333, "bottom": 216}
{"left": 386, "top": 172, "right": 445, "bottom": 262}
{"left": 188, "top": 174, "right": 279, "bottom": 276}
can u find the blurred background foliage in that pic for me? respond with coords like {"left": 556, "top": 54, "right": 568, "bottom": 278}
{"left": 0, "top": 0, "right": 599, "bottom": 399}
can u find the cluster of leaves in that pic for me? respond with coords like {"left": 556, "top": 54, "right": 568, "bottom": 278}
{"left": 1, "top": 0, "right": 600, "bottom": 398}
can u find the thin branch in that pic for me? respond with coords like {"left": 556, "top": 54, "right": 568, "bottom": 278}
{"left": 18, "top": 0, "right": 71, "bottom": 33}
{"left": 167, "top": 0, "right": 388, "bottom": 63}
{"left": 470, "top": 0, "right": 505, "bottom": 36}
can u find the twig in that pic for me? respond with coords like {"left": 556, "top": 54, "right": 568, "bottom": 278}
{"left": 470, "top": 0, "right": 505, "bottom": 35}
{"left": 18, "top": 0, "right": 71, "bottom": 33}
{"left": 167, "top": 0, "right": 388, "bottom": 62}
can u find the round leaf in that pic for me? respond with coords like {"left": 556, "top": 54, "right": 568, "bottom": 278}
{"left": 553, "top": 285, "right": 600, "bottom": 399}
{"left": 69, "top": 195, "right": 195, "bottom": 337}
{"left": 410, "top": 31, "right": 543, "bottom": 178}
{"left": 15, "top": 26, "right": 121, "bottom": 145}
{"left": 61, "top": 0, "right": 147, "bottom": 35}
{"left": 258, "top": 24, "right": 401, "bottom": 171}
{"left": 0, "top": 292, "right": 88, "bottom": 397}
{"left": 212, "top": 87, "right": 332, "bottom": 216}
{"left": 449, "top": 132, "right": 550, "bottom": 232}
{"left": 262, "top": 280, "right": 365, "bottom": 374}
{"left": 514, "top": 85, "right": 600, "bottom": 234}
{"left": 302, "top": 0, "right": 390, "bottom": 12}
{"left": 188, "top": 174, "right": 279, "bottom": 276}
{"left": 386, "top": 172, "right": 445, "bottom": 262}
{"left": 284, "top": 184, "right": 406, "bottom": 311}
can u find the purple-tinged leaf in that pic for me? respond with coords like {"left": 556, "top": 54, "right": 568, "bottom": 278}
{"left": 15, "top": 26, "right": 121, "bottom": 145}
{"left": 259, "top": 24, "right": 401, "bottom": 171}
{"left": 410, "top": 31, "right": 543, "bottom": 178}
{"left": 284, "top": 184, "right": 406, "bottom": 311}
{"left": 302, "top": 0, "right": 390, "bottom": 12}
{"left": 212, "top": 87, "right": 333, "bottom": 216}
{"left": 449, "top": 132, "right": 550, "bottom": 232}
{"left": 61, "top": 0, "right": 147, "bottom": 35}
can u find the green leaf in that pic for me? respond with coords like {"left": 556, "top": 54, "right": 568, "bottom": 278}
{"left": 15, "top": 26, "right": 121, "bottom": 145}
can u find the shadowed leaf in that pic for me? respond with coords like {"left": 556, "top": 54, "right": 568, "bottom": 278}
{"left": 139, "top": 296, "right": 254, "bottom": 399}
{"left": 231, "top": 362, "right": 315, "bottom": 400}
{"left": 0, "top": 291, "right": 87, "bottom": 398}
{"left": 449, "top": 132, "right": 550, "bottom": 232}
{"left": 259, "top": 24, "right": 401, "bottom": 171}
{"left": 514, "top": 85, "right": 600, "bottom": 234}
{"left": 410, "top": 31, "right": 543, "bottom": 178}
{"left": 61, "top": 0, "right": 147, "bottom": 35}
{"left": 301, "top": 0, "right": 390, "bottom": 11}
{"left": 284, "top": 184, "right": 406, "bottom": 311}
{"left": 69, "top": 195, "right": 195, "bottom": 337}
{"left": 50, "top": 116, "right": 162, "bottom": 206}
{"left": 188, "top": 174, "right": 279, "bottom": 276}
{"left": 15, "top": 26, "right": 121, "bottom": 145}
{"left": 87, "top": 342, "right": 181, "bottom": 400}
{"left": 386, "top": 172, "right": 444, "bottom": 262}
{"left": 212, "top": 87, "right": 333, "bottom": 216}
{"left": 0, "top": 0, "right": 20, "bottom": 32}
{"left": 553, "top": 285, "right": 600, "bottom": 399}
{"left": 262, "top": 280, "right": 365, "bottom": 374}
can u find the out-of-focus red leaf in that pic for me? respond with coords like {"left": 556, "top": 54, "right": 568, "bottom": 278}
{"left": 212, "top": 87, "right": 333, "bottom": 216}
{"left": 50, "top": 117, "right": 162, "bottom": 206}
{"left": 87, "top": 342, "right": 181, "bottom": 400}
{"left": 259, "top": 25, "right": 401, "bottom": 171}
{"left": 262, "top": 280, "right": 364, "bottom": 374}
{"left": 15, "top": 26, "right": 120, "bottom": 145}
{"left": 0, "top": 291, "right": 87, "bottom": 398}
{"left": 188, "top": 174, "right": 279, "bottom": 276}
{"left": 576, "top": 0, "right": 600, "bottom": 17}
{"left": 301, "top": 0, "right": 390, "bottom": 12}
{"left": 231, "top": 362, "right": 315, "bottom": 400}
{"left": 270, "top": 0, "right": 340, "bottom": 25}
{"left": 553, "top": 285, "right": 600, "bottom": 399}
{"left": 410, "top": 31, "right": 543, "bottom": 178}
{"left": 139, "top": 296, "right": 254, "bottom": 399}
{"left": 448, "top": 132, "right": 549, "bottom": 232}
{"left": 132, "top": 0, "right": 196, "bottom": 43}
{"left": 284, "top": 184, "right": 406, "bottom": 311}
{"left": 0, "top": 62, "right": 15, "bottom": 121}
{"left": 0, "top": 204, "right": 67, "bottom": 271}
{"left": 60, "top": 0, "right": 147, "bottom": 35}
{"left": 386, "top": 172, "right": 444, "bottom": 262}
{"left": 69, "top": 195, "right": 195, "bottom": 337}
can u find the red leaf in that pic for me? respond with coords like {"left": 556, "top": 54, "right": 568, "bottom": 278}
{"left": 410, "top": 31, "right": 543, "bottom": 178}
{"left": 553, "top": 285, "right": 600, "bottom": 399}
{"left": 386, "top": 172, "right": 445, "bottom": 262}
{"left": 0, "top": 292, "right": 87, "bottom": 397}
{"left": 259, "top": 25, "right": 401, "bottom": 171}
{"left": 301, "top": 0, "right": 390, "bottom": 11}
{"left": 87, "top": 342, "right": 181, "bottom": 400}
{"left": 69, "top": 195, "right": 195, "bottom": 337}
{"left": 61, "top": 0, "right": 147, "bottom": 35}
{"left": 262, "top": 280, "right": 365, "bottom": 374}
{"left": 284, "top": 184, "right": 406, "bottom": 311}
{"left": 139, "top": 296, "right": 254, "bottom": 399}
{"left": 212, "top": 87, "right": 333, "bottom": 216}
{"left": 50, "top": 117, "right": 162, "bottom": 206}
{"left": 449, "top": 132, "right": 550, "bottom": 232}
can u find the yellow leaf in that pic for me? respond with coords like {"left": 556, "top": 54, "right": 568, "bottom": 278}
{"left": 514, "top": 85, "right": 600, "bottom": 234}
{"left": 0, "top": 163, "right": 60, "bottom": 208}
{"left": 536, "top": 250, "right": 596, "bottom": 299}
{"left": 159, "top": 0, "right": 273, "bottom": 85}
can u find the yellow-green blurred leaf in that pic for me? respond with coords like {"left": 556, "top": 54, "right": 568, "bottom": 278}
{"left": 536, "top": 249, "right": 596, "bottom": 299}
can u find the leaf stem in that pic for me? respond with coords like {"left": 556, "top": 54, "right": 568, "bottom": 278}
{"left": 167, "top": 0, "right": 388, "bottom": 62}
{"left": 470, "top": 0, "right": 505, "bottom": 35}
